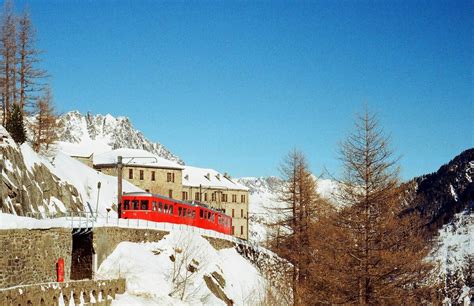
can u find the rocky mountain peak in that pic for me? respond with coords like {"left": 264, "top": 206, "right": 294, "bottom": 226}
{"left": 56, "top": 111, "right": 184, "bottom": 164}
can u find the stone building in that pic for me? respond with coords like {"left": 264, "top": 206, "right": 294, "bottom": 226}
{"left": 182, "top": 166, "right": 249, "bottom": 240}
{"left": 93, "top": 148, "right": 184, "bottom": 198}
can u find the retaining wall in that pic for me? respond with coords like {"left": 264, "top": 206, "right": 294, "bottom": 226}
{"left": 0, "top": 228, "right": 72, "bottom": 288}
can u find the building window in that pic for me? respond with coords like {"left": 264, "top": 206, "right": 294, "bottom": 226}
{"left": 168, "top": 189, "right": 173, "bottom": 198}
{"left": 140, "top": 170, "right": 144, "bottom": 180}
{"left": 151, "top": 171, "right": 155, "bottom": 181}
{"left": 241, "top": 209, "right": 243, "bottom": 218}
{"left": 241, "top": 195, "right": 245, "bottom": 203}
{"left": 211, "top": 193, "right": 216, "bottom": 201}
{"left": 232, "top": 194, "right": 237, "bottom": 203}
{"left": 221, "top": 194, "right": 227, "bottom": 202}
{"left": 167, "top": 172, "right": 175, "bottom": 182}
{"left": 182, "top": 191, "right": 188, "bottom": 200}
{"left": 232, "top": 226, "right": 235, "bottom": 235}
{"left": 195, "top": 192, "right": 200, "bottom": 201}
{"left": 232, "top": 209, "right": 234, "bottom": 218}
{"left": 240, "top": 226, "right": 243, "bottom": 235}
{"left": 128, "top": 169, "right": 133, "bottom": 179}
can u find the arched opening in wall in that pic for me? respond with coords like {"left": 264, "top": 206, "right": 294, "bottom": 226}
{"left": 40, "top": 298, "right": 45, "bottom": 306}
{"left": 70, "top": 231, "right": 93, "bottom": 280}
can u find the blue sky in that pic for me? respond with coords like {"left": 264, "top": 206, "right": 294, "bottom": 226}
{"left": 13, "top": 0, "right": 473, "bottom": 179}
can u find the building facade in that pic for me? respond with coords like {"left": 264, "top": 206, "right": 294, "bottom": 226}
{"left": 181, "top": 166, "right": 249, "bottom": 240}
{"left": 93, "top": 149, "right": 184, "bottom": 198}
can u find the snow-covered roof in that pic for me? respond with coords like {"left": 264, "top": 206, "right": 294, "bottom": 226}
{"left": 93, "top": 148, "right": 184, "bottom": 170}
{"left": 182, "top": 166, "right": 249, "bottom": 191}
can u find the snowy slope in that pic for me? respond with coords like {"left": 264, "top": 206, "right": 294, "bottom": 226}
{"left": 98, "top": 231, "right": 267, "bottom": 305}
{"left": 1, "top": 123, "right": 142, "bottom": 218}
{"left": 47, "top": 152, "right": 143, "bottom": 216}
{"left": 432, "top": 208, "right": 473, "bottom": 304}
{"left": 54, "top": 111, "right": 183, "bottom": 164}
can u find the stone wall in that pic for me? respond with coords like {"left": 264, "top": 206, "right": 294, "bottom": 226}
{"left": 0, "top": 278, "right": 125, "bottom": 305}
{"left": 0, "top": 228, "right": 72, "bottom": 288}
{"left": 93, "top": 227, "right": 169, "bottom": 267}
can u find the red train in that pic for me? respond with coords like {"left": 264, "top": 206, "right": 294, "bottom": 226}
{"left": 118, "top": 192, "right": 233, "bottom": 235}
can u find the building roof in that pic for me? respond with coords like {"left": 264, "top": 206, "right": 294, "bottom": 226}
{"left": 182, "top": 166, "right": 249, "bottom": 191}
{"left": 93, "top": 148, "right": 184, "bottom": 170}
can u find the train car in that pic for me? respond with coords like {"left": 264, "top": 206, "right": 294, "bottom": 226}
{"left": 119, "top": 192, "right": 233, "bottom": 235}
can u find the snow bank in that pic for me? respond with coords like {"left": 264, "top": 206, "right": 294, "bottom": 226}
{"left": 98, "top": 230, "right": 267, "bottom": 305}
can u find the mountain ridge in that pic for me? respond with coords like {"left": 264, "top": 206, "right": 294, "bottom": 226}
{"left": 56, "top": 110, "right": 184, "bottom": 164}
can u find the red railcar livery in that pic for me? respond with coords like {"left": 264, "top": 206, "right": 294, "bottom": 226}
{"left": 119, "top": 192, "right": 232, "bottom": 235}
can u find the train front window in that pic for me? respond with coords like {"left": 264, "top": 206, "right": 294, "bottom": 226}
{"left": 141, "top": 200, "right": 149, "bottom": 210}
{"left": 123, "top": 200, "right": 130, "bottom": 210}
{"left": 132, "top": 200, "right": 139, "bottom": 210}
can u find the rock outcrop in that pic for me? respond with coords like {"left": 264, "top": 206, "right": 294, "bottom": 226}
{"left": 0, "top": 127, "right": 83, "bottom": 216}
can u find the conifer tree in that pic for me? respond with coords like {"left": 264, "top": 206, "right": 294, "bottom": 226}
{"left": 0, "top": 0, "right": 17, "bottom": 125}
{"left": 17, "top": 9, "right": 46, "bottom": 114}
{"left": 5, "top": 102, "right": 26, "bottom": 144}
{"left": 269, "top": 150, "right": 326, "bottom": 305}
{"left": 309, "top": 109, "right": 438, "bottom": 304}
{"left": 32, "top": 86, "right": 58, "bottom": 152}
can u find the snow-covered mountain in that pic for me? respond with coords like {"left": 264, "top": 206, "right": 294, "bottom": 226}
{"left": 236, "top": 176, "right": 338, "bottom": 244}
{"left": 56, "top": 111, "right": 183, "bottom": 164}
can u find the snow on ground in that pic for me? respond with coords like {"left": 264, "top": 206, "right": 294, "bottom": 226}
{"left": 98, "top": 230, "right": 267, "bottom": 306}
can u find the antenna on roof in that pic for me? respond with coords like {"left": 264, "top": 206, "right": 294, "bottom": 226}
{"left": 184, "top": 174, "right": 189, "bottom": 180}
{"left": 205, "top": 173, "right": 210, "bottom": 180}
{"left": 216, "top": 173, "right": 220, "bottom": 180}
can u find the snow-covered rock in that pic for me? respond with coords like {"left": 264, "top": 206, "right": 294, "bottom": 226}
{"left": 98, "top": 230, "right": 267, "bottom": 305}
{"left": 0, "top": 125, "right": 142, "bottom": 217}
{"left": 55, "top": 111, "right": 183, "bottom": 164}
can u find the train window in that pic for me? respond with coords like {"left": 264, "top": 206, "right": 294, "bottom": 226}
{"left": 188, "top": 209, "right": 192, "bottom": 218}
{"left": 158, "top": 202, "right": 163, "bottom": 212}
{"left": 184, "top": 208, "right": 188, "bottom": 217}
{"left": 192, "top": 210, "right": 196, "bottom": 219}
{"left": 132, "top": 200, "right": 139, "bottom": 210}
{"left": 199, "top": 210, "right": 203, "bottom": 219}
{"left": 141, "top": 200, "right": 149, "bottom": 210}
{"left": 123, "top": 200, "right": 130, "bottom": 210}
{"left": 164, "top": 204, "right": 168, "bottom": 213}
{"left": 169, "top": 205, "right": 174, "bottom": 214}
{"left": 178, "top": 207, "right": 182, "bottom": 216}
{"left": 152, "top": 201, "right": 157, "bottom": 211}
